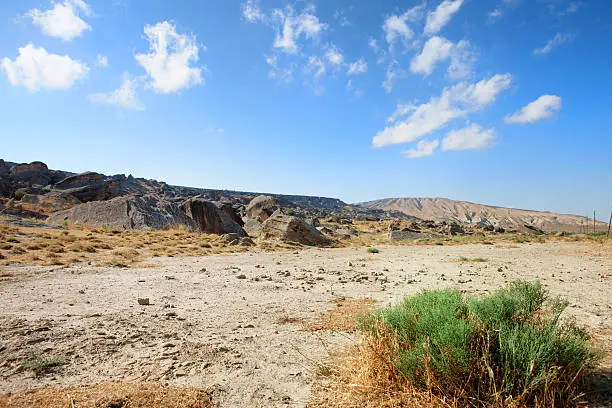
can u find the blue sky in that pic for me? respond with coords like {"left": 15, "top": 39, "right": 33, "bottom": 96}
{"left": 0, "top": 0, "right": 610, "bottom": 219}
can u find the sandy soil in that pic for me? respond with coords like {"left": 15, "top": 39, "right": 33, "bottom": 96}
{"left": 0, "top": 241, "right": 611, "bottom": 407}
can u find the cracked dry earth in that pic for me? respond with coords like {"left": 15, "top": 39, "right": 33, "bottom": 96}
{"left": 0, "top": 241, "right": 611, "bottom": 407}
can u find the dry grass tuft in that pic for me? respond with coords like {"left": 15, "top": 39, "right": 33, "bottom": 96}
{"left": 0, "top": 382, "right": 213, "bottom": 408}
{"left": 306, "top": 298, "right": 376, "bottom": 332}
{"left": 308, "top": 330, "right": 445, "bottom": 408}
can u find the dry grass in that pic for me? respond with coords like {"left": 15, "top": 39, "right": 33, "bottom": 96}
{"left": 306, "top": 298, "right": 376, "bottom": 332}
{"left": 0, "top": 382, "right": 213, "bottom": 408}
{"left": 0, "top": 223, "right": 256, "bottom": 268}
{"left": 308, "top": 332, "right": 447, "bottom": 408}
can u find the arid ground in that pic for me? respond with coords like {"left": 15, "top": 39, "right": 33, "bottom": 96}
{"left": 1, "top": 239, "right": 611, "bottom": 407}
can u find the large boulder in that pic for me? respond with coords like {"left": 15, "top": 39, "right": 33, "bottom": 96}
{"left": 183, "top": 198, "right": 247, "bottom": 236}
{"left": 53, "top": 172, "right": 112, "bottom": 202}
{"left": 246, "top": 195, "right": 278, "bottom": 223}
{"left": 48, "top": 195, "right": 192, "bottom": 230}
{"left": 21, "top": 192, "right": 81, "bottom": 213}
{"left": 10, "top": 161, "right": 51, "bottom": 186}
{"left": 260, "top": 210, "right": 331, "bottom": 246}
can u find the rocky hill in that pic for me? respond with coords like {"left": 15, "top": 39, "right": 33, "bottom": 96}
{"left": 0, "top": 159, "right": 393, "bottom": 223}
{"left": 1, "top": 159, "right": 605, "bottom": 234}
{"left": 358, "top": 197, "right": 606, "bottom": 233}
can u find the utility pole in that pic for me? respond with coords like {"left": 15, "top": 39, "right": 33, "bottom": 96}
{"left": 594, "top": 210, "right": 596, "bottom": 234}
{"left": 607, "top": 207, "right": 611, "bottom": 238}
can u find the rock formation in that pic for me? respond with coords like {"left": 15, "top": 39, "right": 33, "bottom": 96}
{"left": 260, "top": 210, "right": 331, "bottom": 246}
{"left": 246, "top": 195, "right": 278, "bottom": 223}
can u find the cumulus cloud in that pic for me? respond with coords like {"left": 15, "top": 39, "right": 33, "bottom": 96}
{"left": 325, "top": 47, "right": 344, "bottom": 65}
{"left": 504, "top": 95, "right": 562, "bottom": 124}
{"left": 410, "top": 36, "right": 454, "bottom": 76}
{"left": 383, "top": 5, "right": 424, "bottom": 46}
{"left": 88, "top": 74, "right": 144, "bottom": 110}
{"left": 95, "top": 54, "right": 108, "bottom": 67}
{"left": 271, "top": 5, "right": 325, "bottom": 54}
{"left": 26, "top": 0, "right": 92, "bottom": 42}
{"left": 373, "top": 74, "right": 512, "bottom": 147}
{"left": 447, "top": 40, "right": 475, "bottom": 80}
{"left": 1, "top": 43, "right": 89, "bottom": 92}
{"left": 306, "top": 56, "right": 326, "bottom": 77}
{"left": 135, "top": 21, "right": 204, "bottom": 94}
{"left": 242, "top": 0, "right": 265, "bottom": 22}
{"left": 533, "top": 33, "right": 573, "bottom": 55}
{"left": 424, "top": 0, "right": 464, "bottom": 36}
{"left": 242, "top": 2, "right": 325, "bottom": 54}
{"left": 441, "top": 124, "right": 495, "bottom": 150}
{"left": 347, "top": 58, "right": 367, "bottom": 75}
{"left": 410, "top": 37, "right": 475, "bottom": 79}
{"left": 403, "top": 139, "right": 440, "bottom": 158}
{"left": 382, "top": 60, "right": 402, "bottom": 93}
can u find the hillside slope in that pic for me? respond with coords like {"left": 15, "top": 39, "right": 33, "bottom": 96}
{"left": 359, "top": 197, "right": 606, "bottom": 233}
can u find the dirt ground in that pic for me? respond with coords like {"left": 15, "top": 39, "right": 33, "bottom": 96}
{"left": 0, "top": 240, "right": 611, "bottom": 407}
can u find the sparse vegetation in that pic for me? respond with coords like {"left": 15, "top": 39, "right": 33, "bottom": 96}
{"left": 337, "top": 281, "right": 602, "bottom": 407}
{"left": 458, "top": 256, "right": 487, "bottom": 262}
{"left": 367, "top": 247, "right": 379, "bottom": 253}
{"left": 0, "top": 382, "right": 212, "bottom": 408}
{"left": 21, "top": 353, "right": 67, "bottom": 376}
{"left": 13, "top": 189, "right": 26, "bottom": 200}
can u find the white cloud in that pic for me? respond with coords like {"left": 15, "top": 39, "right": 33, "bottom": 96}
{"left": 373, "top": 74, "right": 512, "bottom": 147}
{"left": 504, "top": 94, "right": 562, "bottom": 124}
{"left": 306, "top": 55, "right": 326, "bottom": 77}
{"left": 95, "top": 54, "right": 108, "bottom": 67}
{"left": 368, "top": 38, "right": 379, "bottom": 53}
{"left": 325, "top": 47, "right": 344, "bottom": 65}
{"left": 26, "top": 0, "right": 92, "bottom": 42}
{"left": 488, "top": 8, "right": 503, "bottom": 23}
{"left": 533, "top": 33, "right": 573, "bottom": 55}
{"left": 271, "top": 5, "right": 325, "bottom": 54}
{"left": 88, "top": 74, "right": 144, "bottom": 110}
{"left": 441, "top": 123, "right": 495, "bottom": 150}
{"left": 347, "top": 58, "right": 367, "bottom": 75}
{"left": 562, "top": 2, "right": 581, "bottom": 15}
{"left": 403, "top": 139, "right": 440, "bottom": 158}
{"left": 207, "top": 127, "right": 225, "bottom": 134}
{"left": 265, "top": 54, "right": 294, "bottom": 83}
{"left": 448, "top": 40, "right": 475, "bottom": 80}
{"left": 243, "top": 2, "right": 325, "bottom": 54}
{"left": 424, "top": 0, "right": 464, "bottom": 36}
{"left": 382, "top": 60, "right": 401, "bottom": 93}
{"left": 242, "top": 0, "right": 265, "bottom": 22}
{"left": 1, "top": 43, "right": 89, "bottom": 92}
{"left": 135, "top": 21, "right": 204, "bottom": 94}
{"left": 410, "top": 37, "right": 474, "bottom": 79}
{"left": 334, "top": 9, "right": 350, "bottom": 27}
{"left": 383, "top": 5, "right": 424, "bottom": 46}
{"left": 410, "top": 36, "right": 453, "bottom": 76}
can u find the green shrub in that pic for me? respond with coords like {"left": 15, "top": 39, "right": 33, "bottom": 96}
{"left": 458, "top": 256, "right": 487, "bottom": 262}
{"left": 21, "top": 354, "right": 66, "bottom": 376}
{"left": 14, "top": 189, "right": 27, "bottom": 200}
{"left": 367, "top": 247, "right": 379, "bottom": 253}
{"left": 358, "top": 281, "right": 600, "bottom": 406}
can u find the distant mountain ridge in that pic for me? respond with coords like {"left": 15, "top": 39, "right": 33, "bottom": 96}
{"left": 358, "top": 197, "right": 607, "bottom": 233}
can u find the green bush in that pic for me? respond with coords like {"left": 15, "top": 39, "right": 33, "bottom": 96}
{"left": 367, "top": 247, "right": 379, "bottom": 253}
{"left": 14, "top": 189, "right": 27, "bottom": 200}
{"left": 359, "top": 281, "right": 601, "bottom": 406}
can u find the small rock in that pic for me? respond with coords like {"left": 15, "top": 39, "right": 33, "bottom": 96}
{"left": 237, "top": 274, "right": 247, "bottom": 279}
{"left": 137, "top": 298, "right": 150, "bottom": 306}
